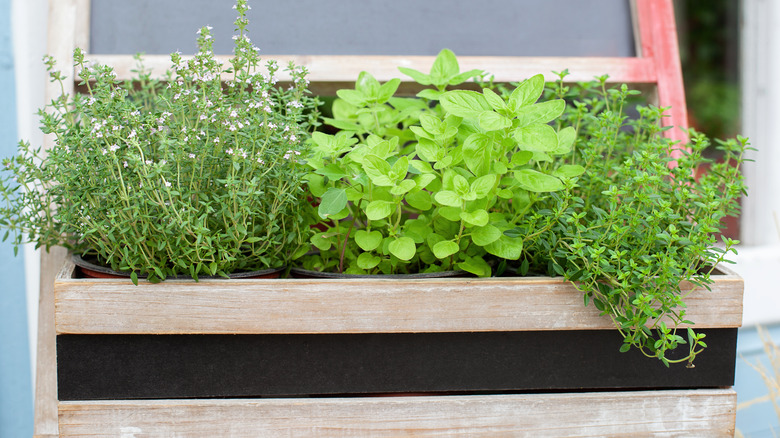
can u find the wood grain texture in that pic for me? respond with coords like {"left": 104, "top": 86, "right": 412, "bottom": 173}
{"left": 57, "top": 389, "right": 736, "bottom": 437}
{"left": 34, "top": 0, "right": 79, "bottom": 433}
{"left": 83, "top": 53, "right": 657, "bottom": 85}
{"left": 54, "top": 259, "right": 743, "bottom": 335}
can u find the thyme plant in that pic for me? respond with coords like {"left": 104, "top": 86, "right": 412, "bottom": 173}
{"left": 516, "top": 73, "right": 749, "bottom": 366}
{"left": 0, "top": 0, "right": 319, "bottom": 282}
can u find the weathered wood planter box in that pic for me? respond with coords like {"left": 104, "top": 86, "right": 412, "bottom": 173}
{"left": 54, "top": 257, "right": 742, "bottom": 436}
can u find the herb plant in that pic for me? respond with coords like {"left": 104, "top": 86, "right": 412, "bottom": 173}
{"left": 0, "top": 0, "right": 319, "bottom": 283}
{"left": 514, "top": 73, "right": 749, "bottom": 366}
{"left": 301, "top": 50, "right": 580, "bottom": 276}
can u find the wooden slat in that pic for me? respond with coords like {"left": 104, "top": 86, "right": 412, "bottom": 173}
{"left": 54, "top": 259, "right": 743, "bottom": 334}
{"left": 57, "top": 389, "right": 736, "bottom": 437}
{"left": 73, "top": 0, "right": 91, "bottom": 52}
{"left": 34, "top": 0, "right": 78, "bottom": 433}
{"left": 83, "top": 53, "right": 657, "bottom": 85}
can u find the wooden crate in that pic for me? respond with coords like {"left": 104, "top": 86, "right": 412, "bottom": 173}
{"left": 35, "top": 0, "right": 728, "bottom": 436}
{"left": 53, "top": 257, "right": 742, "bottom": 435}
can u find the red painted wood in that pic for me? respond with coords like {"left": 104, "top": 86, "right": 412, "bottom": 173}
{"left": 635, "top": 0, "right": 690, "bottom": 152}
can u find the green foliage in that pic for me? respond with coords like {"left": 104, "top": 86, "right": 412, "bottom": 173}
{"left": 0, "top": 0, "right": 320, "bottom": 282}
{"left": 513, "top": 72, "right": 750, "bottom": 366}
{"left": 301, "top": 49, "right": 576, "bottom": 275}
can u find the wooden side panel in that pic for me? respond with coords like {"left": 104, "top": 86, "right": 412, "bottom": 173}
{"left": 57, "top": 389, "right": 736, "bottom": 437}
{"left": 54, "top": 260, "right": 743, "bottom": 335}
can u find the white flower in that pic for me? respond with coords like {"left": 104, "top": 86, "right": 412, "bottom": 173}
{"left": 256, "top": 157, "right": 265, "bottom": 165}
{"left": 164, "top": 180, "right": 172, "bottom": 188}
{"left": 199, "top": 114, "right": 208, "bottom": 121}
{"left": 123, "top": 161, "right": 128, "bottom": 168}
{"left": 109, "top": 144, "right": 120, "bottom": 152}
{"left": 101, "top": 148, "right": 108, "bottom": 155}
{"left": 289, "top": 134, "right": 297, "bottom": 142}
{"left": 129, "top": 129, "right": 137, "bottom": 138}
{"left": 145, "top": 160, "right": 153, "bottom": 165}
{"left": 230, "top": 110, "right": 238, "bottom": 118}
{"left": 189, "top": 153, "right": 196, "bottom": 159}
{"left": 226, "top": 148, "right": 234, "bottom": 155}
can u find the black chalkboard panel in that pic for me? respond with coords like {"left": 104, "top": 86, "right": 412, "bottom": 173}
{"left": 57, "top": 329, "right": 736, "bottom": 400}
{"left": 89, "top": 0, "right": 636, "bottom": 57}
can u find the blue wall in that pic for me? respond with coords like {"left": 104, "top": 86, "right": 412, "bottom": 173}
{"left": 736, "top": 325, "right": 780, "bottom": 437}
{"left": 0, "top": 0, "right": 33, "bottom": 435}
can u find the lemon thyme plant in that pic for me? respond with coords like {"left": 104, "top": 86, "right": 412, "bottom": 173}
{"left": 301, "top": 50, "right": 581, "bottom": 276}
{"left": 0, "top": 0, "right": 319, "bottom": 283}
{"left": 511, "top": 73, "right": 749, "bottom": 366}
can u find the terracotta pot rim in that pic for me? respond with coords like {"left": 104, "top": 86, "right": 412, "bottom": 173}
{"left": 72, "top": 254, "right": 285, "bottom": 280}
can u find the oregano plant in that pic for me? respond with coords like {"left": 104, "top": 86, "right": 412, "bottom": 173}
{"left": 301, "top": 50, "right": 581, "bottom": 276}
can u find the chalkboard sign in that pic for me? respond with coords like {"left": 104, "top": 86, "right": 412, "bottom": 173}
{"left": 90, "top": 0, "right": 636, "bottom": 58}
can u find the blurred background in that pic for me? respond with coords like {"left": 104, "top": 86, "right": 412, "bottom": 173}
{"left": 1, "top": 0, "right": 778, "bottom": 436}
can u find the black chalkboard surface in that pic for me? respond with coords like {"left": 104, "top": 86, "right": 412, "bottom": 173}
{"left": 90, "top": 0, "right": 636, "bottom": 57}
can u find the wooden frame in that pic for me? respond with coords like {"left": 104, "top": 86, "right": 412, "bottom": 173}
{"left": 36, "top": 0, "right": 698, "bottom": 436}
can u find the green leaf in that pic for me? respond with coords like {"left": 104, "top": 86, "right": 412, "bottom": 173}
{"left": 355, "top": 71, "right": 380, "bottom": 96}
{"left": 405, "top": 190, "right": 433, "bottom": 210}
{"left": 515, "top": 99, "right": 565, "bottom": 127}
{"left": 430, "top": 48, "right": 459, "bottom": 85}
{"left": 365, "top": 200, "right": 395, "bottom": 220}
{"left": 336, "top": 89, "right": 367, "bottom": 107}
{"left": 433, "top": 240, "right": 460, "bottom": 258}
{"left": 389, "top": 156, "right": 409, "bottom": 182}
{"left": 457, "top": 256, "right": 491, "bottom": 277}
{"left": 463, "top": 133, "right": 493, "bottom": 176}
{"left": 553, "top": 164, "right": 586, "bottom": 178}
{"left": 318, "top": 188, "right": 348, "bottom": 218}
{"left": 434, "top": 190, "right": 462, "bottom": 207}
{"left": 389, "top": 237, "right": 416, "bottom": 261}
{"left": 460, "top": 209, "right": 489, "bottom": 227}
{"left": 478, "top": 111, "right": 512, "bottom": 131}
{"left": 513, "top": 123, "right": 559, "bottom": 152}
{"left": 482, "top": 88, "right": 507, "bottom": 112}
{"left": 357, "top": 252, "right": 381, "bottom": 270}
{"left": 376, "top": 78, "right": 401, "bottom": 103}
{"left": 470, "top": 174, "right": 497, "bottom": 198}
{"left": 453, "top": 175, "right": 470, "bottom": 197}
{"left": 440, "top": 90, "right": 492, "bottom": 118}
{"left": 416, "top": 89, "right": 443, "bottom": 100}
{"left": 314, "top": 163, "right": 347, "bottom": 180}
{"left": 416, "top": 138, "right": 443, "bottom": 162}
{"left": 485, "top": 235, "right": 523, "bottom": 260}
{"left": 555, "top": 126, "right": 576, "bottom": 154}
{"left": 362, "top": 154, "right": 393, "bottom": 186}
{"left": 508, "top": 74, "right": 544, "bottom": 113}
{"left": 398, "top": 66, "right": 432, "bottom": 85}
{"left": 438, "top": 206, "right": 462, "bottom": 222}
{"left": 515, "top": 169, "right": 564, "bottom": 192}
{"left": 471, "top": 224, "right": 502, "bottom": 246}
{"left": 448, "top": 69, "right": 483, "bottom": 86}
{"left": 390, "top": 179, "right": 416, "bottom": 196}
{"left": 419, "top": 113, "right": 443, "bottom": 134}
{"left": 413, "top": 173, "right": 436, "bottom": 190}
{"left": 355, "top": 230, "right": 383, "bottom": 251}
{"left": 510, "top": 151, "right": 533, "bottom": 167}
{"left": 311, "top": 232, "right": 332, "bottom": 251}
